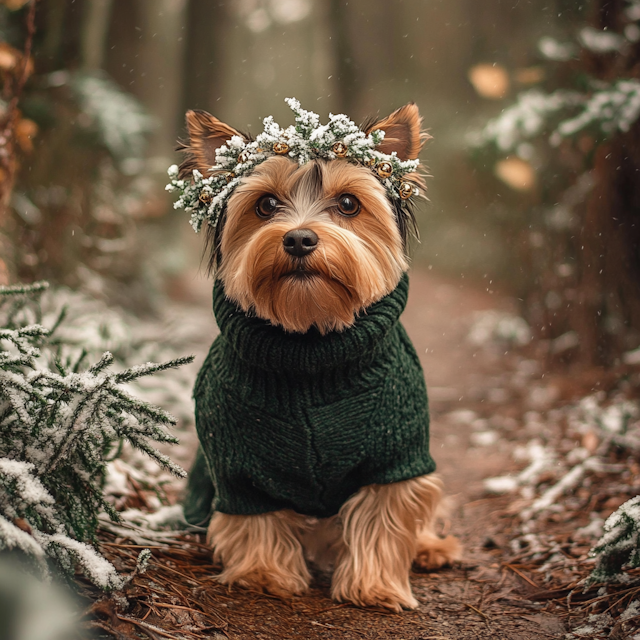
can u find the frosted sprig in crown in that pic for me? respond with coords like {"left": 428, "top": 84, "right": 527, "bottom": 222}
{"left": 166, "top": 98, "right": 421, "bottom": 233}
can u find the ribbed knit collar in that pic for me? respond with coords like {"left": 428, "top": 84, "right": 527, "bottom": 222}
{"left": 213, "top": 273, "right": 409, "bottom": 375}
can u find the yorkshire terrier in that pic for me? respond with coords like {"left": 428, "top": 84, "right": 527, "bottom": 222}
{"left": 173, "top": 99, "right": 461, "bottom": 611}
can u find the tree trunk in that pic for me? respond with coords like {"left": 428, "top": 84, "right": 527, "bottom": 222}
{"left": 133, "top": 0, "right": 188, "bottom": 163}
{"left": 80, "top": 0, "right": 113, "bottom": 70}
{"left": 570, "top": 0, "right": 640, "bottom": 364}
{"left": 182, "top": 0, "right": 227, "bottom": 113}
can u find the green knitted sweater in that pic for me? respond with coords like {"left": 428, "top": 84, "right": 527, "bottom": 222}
{"left": 183, "top": 273, "right": 435, "bottom": 524}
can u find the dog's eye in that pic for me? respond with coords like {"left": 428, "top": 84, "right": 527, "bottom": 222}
{"left": 336, "top": 194, "right": 360, "bottom": 217}
{"left": 256, "top": 195, "right": 279, "bottom": 218}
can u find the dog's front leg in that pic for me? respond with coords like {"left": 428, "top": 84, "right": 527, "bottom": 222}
{"left": 207, "top": 510, "right": 311, "bottom": 597}
{"left": 331, "top": 475, "right": 443, "bottom": 611}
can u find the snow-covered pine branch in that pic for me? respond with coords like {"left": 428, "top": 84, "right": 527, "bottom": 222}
{"left": 71, "top": 72, "right": 155, "bottom": 162}
{"left": 588, "top": 496, "right": 640, "bottom": 585}
{"left": 0, "top": 282, "right": 192, "bottom": 591}
{"left": 471, "top": 13, "right": 640, "bottom": 156}
{"left": 471, "top": 80, "right": 640, "bottom": 155}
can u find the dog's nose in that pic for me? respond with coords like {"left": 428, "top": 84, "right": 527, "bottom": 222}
{"left": 282, "top": 229, "right": 318, "bottom": 257}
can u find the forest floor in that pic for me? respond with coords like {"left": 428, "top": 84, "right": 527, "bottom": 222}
{"left": 88, "top": 266, "right": 640, "bottom": 640}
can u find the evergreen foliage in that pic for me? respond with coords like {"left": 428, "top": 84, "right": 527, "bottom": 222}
{"left": 71, "top": 72, "right": 155, "bottom": 164}
{"left": 472, "top": 3, "right": 640, "bottom": 154}
{"left": 0, "top": 281, "right": 192, "bottom": 590}
{"left": 470, "top": 0, "right": 640, "bottom": 365}
{"left": 588, "top": 496, "right": 640, "bottom": 584}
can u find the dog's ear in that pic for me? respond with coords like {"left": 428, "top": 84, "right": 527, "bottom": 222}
{"left": 178, "top": 110, "right": 244, "bottom": 177}
{"left": 364, "top": 103, "right": 429, "bottom": 161}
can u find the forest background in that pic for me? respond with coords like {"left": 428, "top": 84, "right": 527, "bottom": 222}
{"left": 5, "top": 0, "right": 637, "bottom": 367}
{"left": 2, "top": 1, "right": 640, "bottom": 638}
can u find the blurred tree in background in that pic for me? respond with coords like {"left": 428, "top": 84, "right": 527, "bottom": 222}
{"left": 473, "top": 0, "right": 640, "bottom": 366}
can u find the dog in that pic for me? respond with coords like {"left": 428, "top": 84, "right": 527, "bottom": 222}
{"left": 172, "top": 99, "right": 461, "bottom": 611}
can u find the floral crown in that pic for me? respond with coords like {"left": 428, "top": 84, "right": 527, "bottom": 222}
{"left": 166, "top": 97, "right": 421, "bottom": 233}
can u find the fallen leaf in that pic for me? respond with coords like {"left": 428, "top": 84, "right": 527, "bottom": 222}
{"left": 468, "top": 64, "right": 509, "bottom": 99}
{"left": 15, "top": 118, "right": 37, "bottom": 152}
{"left": 582, "top": 430, "right": 599, "bottom": 453}
{"left": 0, "top": 43, "right": 19, "bottom": 71}
{"left": 495, "top": 157, "right": 535, "bottom": 191}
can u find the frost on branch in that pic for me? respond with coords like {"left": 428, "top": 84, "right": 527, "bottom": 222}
{"left": 588, "top": 496, "right": 640, "bottom": 585}
{"left": 471, "top": 81, "right": 640, "bottom": 155}
{"left": 0, "top": 282, "right": 192, "bottom": 590}
{"left": 471, "top": 17, "right": 640, "bottom": 155}
{"left": 71, "top": 72, "right": 154, "bottom": 163}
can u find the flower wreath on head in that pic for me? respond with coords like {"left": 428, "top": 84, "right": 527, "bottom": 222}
{"left": 166, "top": 97, "right": 422, "bottom": 233}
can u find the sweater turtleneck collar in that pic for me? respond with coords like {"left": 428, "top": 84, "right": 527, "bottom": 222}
{"left": 212, "top": 273, "right": 409, "bottom": 375}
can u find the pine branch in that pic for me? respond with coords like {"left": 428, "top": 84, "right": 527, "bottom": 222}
{"left": 0, "top": 282, "right": 190, "bottom": 591}
{"left": 113, "top": 355, "right": 195, "bottom": 383}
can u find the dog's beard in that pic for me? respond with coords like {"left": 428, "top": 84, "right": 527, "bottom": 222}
{"left": 221, "top": 219, "right": 405, "bottom": 334}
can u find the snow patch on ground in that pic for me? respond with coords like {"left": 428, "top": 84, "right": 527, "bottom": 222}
{"left": 468, "top": 310, "right": 531, "bottom": 348}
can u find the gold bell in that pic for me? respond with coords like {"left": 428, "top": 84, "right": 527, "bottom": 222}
{"left": 199, "top": 192, "right": 213, "bottom": 205}
{"left": 238, "top": 151, "right": 249, "bottom": 163}
{"left": 273, "top": 141, "right": 290, "bottom": 155}
{"left": 398, "top": 182, "right": 414, "bottom": 200}
{"left": 332, "top": 141, "right": 348, "bottom": 157}
{"left": 225, "top": 172, "right": 235, "bottom": 183}
{"left": 376, "top": 161, "right": 393, "bottom": 179}
{"left": 364, "top": 157, "right": 376, "bottom": 168}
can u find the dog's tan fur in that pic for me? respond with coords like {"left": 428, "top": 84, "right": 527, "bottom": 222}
{"left": 184, "top": 103, "right": 461, "bottom": 610}
{"left": 207, "top": 476, "right": 461, "bottom": 611}
{"left": 218, "top": 157, "right": 408, "bottom": 333}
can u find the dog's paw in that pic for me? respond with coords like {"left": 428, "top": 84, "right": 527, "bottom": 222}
{"left": 332, "top": 578, "right": 418, "bottom": 612}
{"left": 217, "top": 567, "right": 309, "bottom": 598}
{"left": 414, "top": 534, "right": 462, "bottom": 570}
{"left": 335, "top": 587, "right": 419, "bottom": 612}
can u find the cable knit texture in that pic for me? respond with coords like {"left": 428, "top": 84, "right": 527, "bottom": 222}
{"left": 184, "top": 273, "right": 435, "bottom": 522}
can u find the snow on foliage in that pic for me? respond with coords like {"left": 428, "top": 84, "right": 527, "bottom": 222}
{"left": 485, "top": 392, "right": 640, "bottom": 587}
{"left": 0, "top": 282, "right": 191, "bottom": 590}
{"left": 472, "top": 80, "right": 640, "bottom": 153}
{"left": 484, "top": 440, "right": 555, "bottom": 494}
{"left": 552, "top": 80, "right": 640, "bottom": 140}
{"left": 578, "top": 27, "right": 627, "bottom": 53}
{"left": 470, "top": 89, "right": 584, "bottom": 152}
{"left": 72, "top": 72, "right": 154, "bottom": 162}
{"left": 588, "top": 496, "right": 640, "bottom": 584}
{"left": 24, "top": 284, "right": 204, "bottom": 430}
{"left": 234, "top": 0, "right": 312, "bottom": 33}
{"left": 538, "top": 36, "right": 578, "bottom": 61}
{"left": 472, "top": 15, "right": 640, "bottom": 155}
{"left": 167, "top": 97, "right": 420, "bottom": 233}
{"left": 565, "top": 612, "right": 614, "bottom": 639}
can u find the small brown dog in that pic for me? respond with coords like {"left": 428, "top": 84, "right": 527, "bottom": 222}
{"left": 174, "top": 99, "right": 461, "bottom": 611}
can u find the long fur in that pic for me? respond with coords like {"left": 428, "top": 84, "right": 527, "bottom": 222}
{"left": 218, "top": 157, "right": 408, "bottom": 333}
{"left": 207, "top": 476, "right": 461, "bottom": 610}
{"left": 207, "top": 510, "right": 312, "bottom": 596}
{"left": 331, "top": 475, "right": 445, "bottom": 611}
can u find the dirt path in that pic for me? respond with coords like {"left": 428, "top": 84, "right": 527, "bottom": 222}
{"left": 115, "top": 267, "right": 568, "bottom": 639}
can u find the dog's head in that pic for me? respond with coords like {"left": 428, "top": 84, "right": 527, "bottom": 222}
{"left": 178, "top": 104, "right": 427, "bottom": 334}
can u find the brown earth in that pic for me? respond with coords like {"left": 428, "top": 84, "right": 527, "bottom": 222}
{"left": 93, "top": 267, "right": 569, "bottom": 640}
